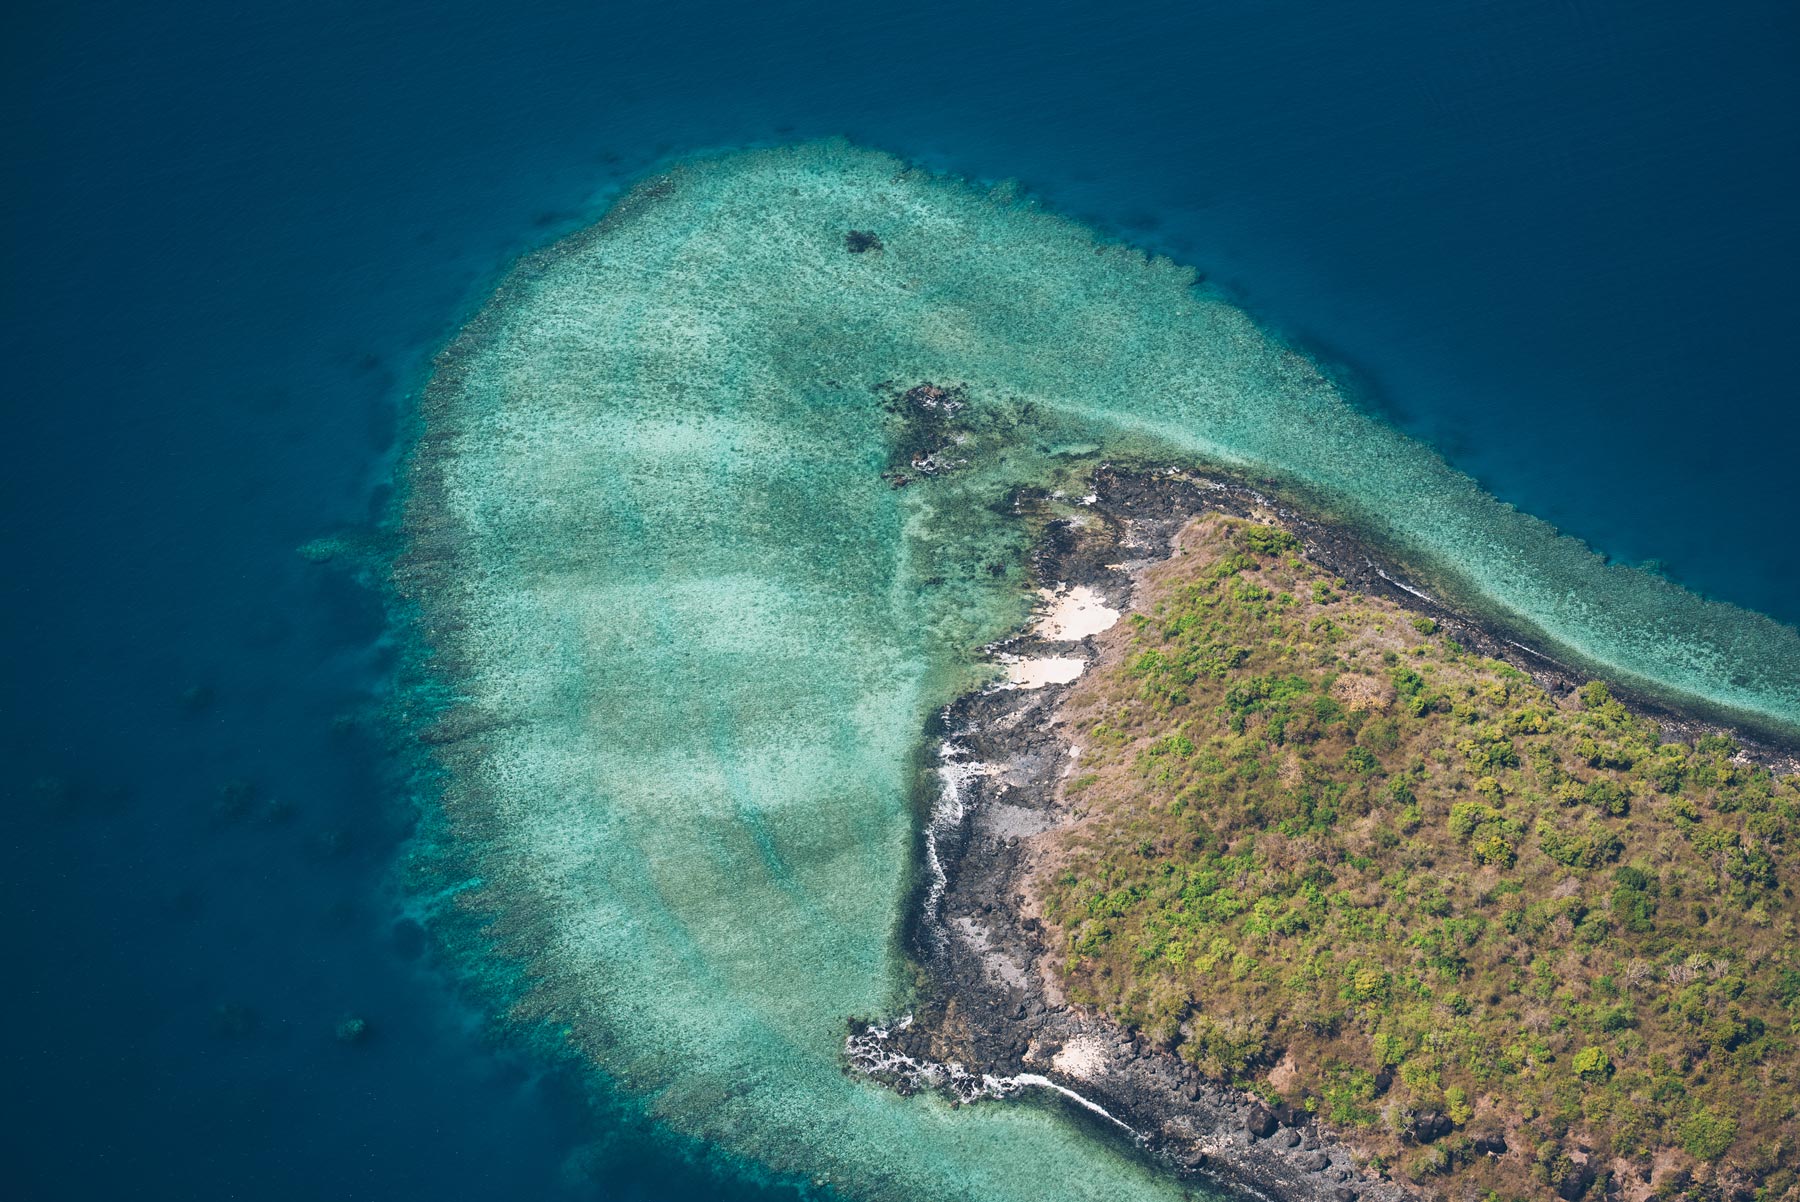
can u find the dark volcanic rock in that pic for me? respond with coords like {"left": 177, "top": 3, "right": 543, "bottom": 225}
{"left": 1555, "top": 1161, "right": 1597, "bottom": 1200}
{"left": 1408, "top": 1110, "right": 1453, "bottom": 1144}
{"left": 1246, "top": 1106, "right": 1278, "bottom": 1140}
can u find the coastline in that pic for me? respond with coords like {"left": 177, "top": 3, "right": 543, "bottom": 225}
{"left": 380, "top": 143, "right": 1799, "bottom": 1201}
{"left": 850, "top": 463, "right": 1796, "bottom": 1202}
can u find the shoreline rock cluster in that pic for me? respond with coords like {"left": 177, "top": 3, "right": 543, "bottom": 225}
{"left": 846, "top": 464, "right": 1793, "bottom": 1202}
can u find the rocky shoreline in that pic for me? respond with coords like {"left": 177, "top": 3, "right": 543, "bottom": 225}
{"left": 845, "top": 465, "right": 1795, "bottom": 1202}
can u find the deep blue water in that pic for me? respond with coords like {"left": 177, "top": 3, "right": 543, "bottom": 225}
{"left": 3, "top": 1, "right": 1796, "bottom": 1198}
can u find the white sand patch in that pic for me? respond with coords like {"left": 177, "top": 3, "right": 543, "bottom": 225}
{"left": 1051, "top": 1034, "right": 1110, "bottom": 1081}
{"left": 1033, "top": 584, "right": 1119, "bottom": 641}
{"left": 999, "top": 655, "right": 1087, "bottom": 689}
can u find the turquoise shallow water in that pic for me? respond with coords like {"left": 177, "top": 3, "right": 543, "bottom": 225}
{"left": 9, "top": 2, "right": 1798, "bottom": 1197}
{"left": 400, "top": 142, "right": 1800, "bottom": 1201}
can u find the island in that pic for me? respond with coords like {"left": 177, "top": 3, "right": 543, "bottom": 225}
{"left": 393, "top": 142, "right": 1800, "bottom": 1202}
{"left": 859, "top": 469, "right": 1798, "bottom": 1202}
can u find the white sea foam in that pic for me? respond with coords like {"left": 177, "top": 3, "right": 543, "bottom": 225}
{"left": 922, "top": 739, "right": 989, "bottom": 947}
{"left": 845, "top": 1022, "right": 1139, "bottom": 1137}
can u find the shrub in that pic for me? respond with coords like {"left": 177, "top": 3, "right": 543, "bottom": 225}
{"left": 1572, "top": 1046, "right": 1612, "bottom": 1080}
{"left": 1462, "top": 735, "right": 1520, "bottom": 772}
{"left": 1360, "top": 717, "right": 1400, "bottom": 752}
{"left": 1242, "top": 525, "right": 1300, "bottom": 557}
{"left": 1450, "top": 801, "right": 1503, "bottom": 841}
{"left": 1578, "top": 680, "right": 1613, "bottom": 709}
{"left": 1405, "top": 1145, "right": 1452, "bottom": 1182}
{"left": 1583, "top": 778, "right": 1630, "bottom": 816}
{"left": 1678, "top": 1107, "right": 1737, "bottom": 1161}
{"left": 1389, "top": 666, "right": 1425, "bottom": 700}
{"left": 1321, "top": 1063, "right": 1380, "bottom": 1126}
{"left": 1147, "top": 733, "right": 1195, "bottom": 759}
{"left": 1695, "top": 732, "right": 1738, "bottom": 758}
{"left": 1450, "top": 802, "right": 1522, "bottom": 867}
{"left": 1182, "top": 1012, "right": 1271, "bottom": 1077}
{"left": 1645, "top": 745, "right": 1687, "bottom": 793}
{"left": 1350, "top": 967, "right": 1388, "bottom": 1000}
{"left": 1445, "top": 1084, "right": 1474, "bottom": 1125}
{"left": 1470, "top": 834, "right": 1517, "bottom": 868}
{"left": 1537, "top": 818, "right": 1622, "bottom": 869}
{"left": 1505, "top": 706, "right": 1556, "bottom": 735}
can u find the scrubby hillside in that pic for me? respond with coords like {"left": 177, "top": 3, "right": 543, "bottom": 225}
{"left": 1040, "top": 515, "right": 1799, "bottom": 1200}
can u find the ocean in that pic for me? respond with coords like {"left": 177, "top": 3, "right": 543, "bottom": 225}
{"left": 3, "top": 2, "right": 1795, "bottom": 1199}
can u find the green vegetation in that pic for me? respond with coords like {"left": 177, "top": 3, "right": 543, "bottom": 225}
{"left": 1040, "top": 516, "right": 1800, "bottom": 1200}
